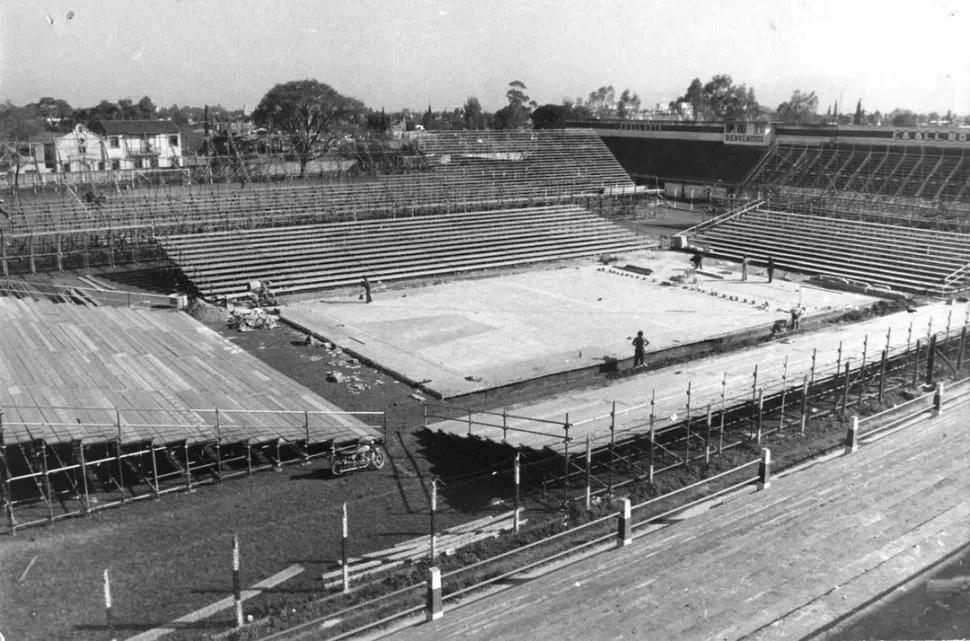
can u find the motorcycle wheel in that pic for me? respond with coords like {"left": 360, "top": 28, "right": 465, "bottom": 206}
{"left": 369, "top": 448, "right": 386, "bottom": 470}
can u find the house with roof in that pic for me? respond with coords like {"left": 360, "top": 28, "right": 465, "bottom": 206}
{"left": 2, "top": 124, "right": 105, "bottom": 178}
{"left": 91, "top": 120, "right": 183, "bottom": 170}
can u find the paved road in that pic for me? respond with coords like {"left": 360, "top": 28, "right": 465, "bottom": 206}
{"left": 390, "top": 397, "right": 970, "bottom": 641}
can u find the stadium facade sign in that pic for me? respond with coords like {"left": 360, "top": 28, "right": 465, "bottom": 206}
{"left": 892, "top": 129, "right": 969, "bottom": 142}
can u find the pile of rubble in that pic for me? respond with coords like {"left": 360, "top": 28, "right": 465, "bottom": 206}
{"left": 228, "top": 306, "right": 280, "bottom": 331}
{"left": 309, "top": 339, "right": 386, "bottom": 396}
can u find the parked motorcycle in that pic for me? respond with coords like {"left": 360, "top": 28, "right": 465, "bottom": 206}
{"left": 330, "top": 439, "right": 386, "bottom": 476}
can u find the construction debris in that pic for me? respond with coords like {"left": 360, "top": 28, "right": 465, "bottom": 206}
{"left": 227, "top": 307, "right": 279, "bottom": 331}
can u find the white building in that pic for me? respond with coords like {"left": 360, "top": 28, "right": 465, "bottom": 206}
{"left": 91, "top": 120, "right": 183, "bottom": 169}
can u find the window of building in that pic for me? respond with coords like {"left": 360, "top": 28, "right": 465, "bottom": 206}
{"left": 62, "top": 163, "right": 71, "bottom": 173}
{"left": 78, "top": 140, "right": 87, "bottom": 155}
{"left": 110, "top": 136, "right": 120, "bottom": 148}
{"left": 17, "top": 144, "right": 30, "bottom": 156}
{"left": 169, "top": 135, "right": 179, "bottom": 147}
{"left": 134, "top": 158, "right": 143, "bottom": 169}
{"left": 97, "top": 161, "right": 105, "bottom": 171}
{"left": 111, "top": 159, "right": 121, "bottom": 170}
{"left": 150, "top": 158, "right": 159, "bottom": 169}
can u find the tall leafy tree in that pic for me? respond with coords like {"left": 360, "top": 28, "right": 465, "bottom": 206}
{"left": 672, "top": 75, "right": 760, "bottom": 121}
{"left": 616, "top": 89, "right": 641, "bottom": 119}
{"left": 252, "top": 79, "right": 365, "bottom": 176}
{"left": 494, "top": 81, "right": 535, "bottom": 129}
{"left": 775, "top": 90, "right": 819, "bottom": 124}
{"left": 462, "top": 96, "right": 484, "bottom": 130}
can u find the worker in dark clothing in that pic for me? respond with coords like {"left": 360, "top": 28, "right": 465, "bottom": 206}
{"left": 767, "top": 256, "right": 775, "bottom": 283}
{"left": 632, "top": 330, "right": 649, "bottom": 368}
{"left": 690, "top": 249, "right": 703, "bottom": 271}
{"left": 361, "top": 275, "right": 372, "bottom": 303}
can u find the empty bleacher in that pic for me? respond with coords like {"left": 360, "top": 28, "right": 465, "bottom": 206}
{"left": 687, "top": 207, "right": 970, "bottom": 295}
{"left": 0, "top": 297, "right": 377, "bottom": 447}
{"left": 752, "top": 143, "right": 970, "bottom": 204}
{"left": 3, "top": 129, "right": 634, "bottom": 236}
{"left": 157, "top": 204, "right": 651, "bottom": 299}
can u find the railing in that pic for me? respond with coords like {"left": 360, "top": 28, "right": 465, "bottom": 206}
{"left": 943, "top": 261, "right": 970, "bottom": 289}
{"left": 0, "top": 280, "right": 176, "bottom": 308}
{"left": 675, "top": 198, "right": 764, "bottom": 238}
{"left": 263, "top": 374, "right": 970, "bottom": 640}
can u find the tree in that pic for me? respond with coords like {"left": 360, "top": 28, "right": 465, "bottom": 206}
{"left": 252, "top": 79, "right": 365, "bottom": 176}
{"left": 421, "top": 104, "right": 434, "bottom": 130}
{"left": 775, "top": 90, "right": 819, "bottom": 124}
{"left": 671, "top": 75, "right": 759, "bottom": 121}
{"left": 853, "top": 99, "right": 864, "bottom": 125}
{"left": 136, "top": 96, "right": 157, "bottom": 119}
{"left": 494, "top": 80, "right": 535, "bottom": 129}
{"left": 531, "top": 104, "right": 567, "bottom": 129}
{"left": 616, "top": 89, "right": 641, "bottom": 119}
{"left": 889, "top": 109, "right": 917, "bottom": 127}
{"left": 462, "top": 96, "right": 484, "bottom": 130}
{"left": 586, "top": 86, "right": 616, "bottom": 118}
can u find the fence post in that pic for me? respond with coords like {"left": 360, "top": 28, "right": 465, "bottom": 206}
{"left": 878, "top": 349, "right": 888, "bottom": 403}
{"left": 608, "top": 402, "right": 616, "bottom": 500}
{"left": 840, "top": 361, "right": 851, "bottom": 415}
{"left": 810, "top": 348, "right": 817, "bottom": 387}
{"left": 562, "top": 414, "right": 571, "bottom": 506}
{"left": 719, "top": 372, "right": 727, "bottom": 454}
{"left": 430, "top": 477, "right": 438, "bottom": 561}
{"left": 502, "top": 409, "right": 508, "bottom": 442}
{"left": 233, "top": 533, "right": 243, "bottom": 628}
{"left": 616, "top": 498, "right": 632, "bottom": 548}
{"left": 115, "top": 409, "right": 126, "bottom": 504}
{"left": 77, "top": 440, "right": 90, "bottom": 514}
{"left": 751, "top": 364, "right": 758, "bottom": 404}
{"left": 704, "top": 403, "right": 712, "bottom": 464}
{"left": 648, "top": 399, "right": 656, "bottom": 484}
{"left": 836, "top": 340, "right": 843, "bottom": 379}
{"left": 935, "top": 382, "right": 944, "bottom": 416}
{"left": 800, "top": 375, "right": 809, "bottom": 434}
{"left": 844, "top": 416, "right": 859, "bottom": 454}
{"left": 513, "top": 453, "right": 521, "bottom": 533}
{"left": 912, "top": 339, "right": 921, "bottom": 387}
{"left": 302, "top": 410, "right": 310, "bottom": 465}
{"left": 926, "top": 335, "right": 937, "bottom": 385}
{"left": 755, "top": 389, "right": 764, "bottom": 443}
{"left": 584, "top": 434, "right": 592, "bottom": 511}
{"left": 779, "top": 356, "right": 789, "bottom": 432}
{"left": 426, "top": 566, "right": 443, "bottom": 622}
{"left": 958, "top": 325, "right": 967, "bottom": 370}
{"left": 757, "top": 448, "right": 771, "bottom": 491}
{"left": 104, "top": 569, "right": 116, "bottom": 641}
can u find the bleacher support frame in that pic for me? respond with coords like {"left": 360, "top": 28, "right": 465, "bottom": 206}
{"left": 0, "top": 406, "right": 386, "bottom": 534}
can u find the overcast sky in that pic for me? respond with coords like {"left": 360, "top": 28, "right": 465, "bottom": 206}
{"left": 1, "top": 0, "right": 968, "bottom": 115}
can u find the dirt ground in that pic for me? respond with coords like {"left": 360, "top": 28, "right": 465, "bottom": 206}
{"left": 0, "top": 303, "right": 559, "bottom": 641}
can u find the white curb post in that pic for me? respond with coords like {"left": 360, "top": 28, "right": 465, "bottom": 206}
{"left": 616, "top": 498, "right": 632, "bottom": 548}
{"left": 845, "top": 416, "right": 859, "bottom": 455}
{"left": 342, "top": 502, "right": 350, "bottom": 593}
{"left": 104, "top": 569, "right": 116, "bottom": 641}
{"left": 513, "top": 452, "right": 521, "bottom": 533}
{"left": 935, "top": 382, "right": 944, "bottom": 416}
{"left": 430, "top": 477, "right": 438, "bottom": 561}
{"left": 757, "top": 448, "right": 771, "bottom": 491}
{"left": 426, "top": 566, "right": 443, "bottom": 622}
{"left": 233, "top": 534, "right": 243, "bottom": 628}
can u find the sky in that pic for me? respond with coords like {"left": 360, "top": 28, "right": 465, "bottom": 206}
{"left": 1, "top": 0, "right": 968, "bottom": 116}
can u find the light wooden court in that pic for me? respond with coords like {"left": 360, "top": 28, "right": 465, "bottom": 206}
{"left": 0, "top": 298, "right": 377, "bottom": 447}
{"left": 388, "top": 396, "right": 970, "bottom": 641}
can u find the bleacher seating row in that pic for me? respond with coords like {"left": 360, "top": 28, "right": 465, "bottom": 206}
{"left": 687, "top": 208, "right": 970, "bottom": 295}
{"left": 157, "top": 204, "right": 650, "bottom": 298}
{"left": 0, "top": 296, "right": 377, "bottom": 447}
{"left": 752, "top": 144, "right": 970, "bottom": 203}
{"left": 3, "top": 129, "right": 634, "bottom": 235}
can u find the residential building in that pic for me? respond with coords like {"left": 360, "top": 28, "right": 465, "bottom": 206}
{"left": 91, "top": 120, "right": 183, "bottom": 170}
